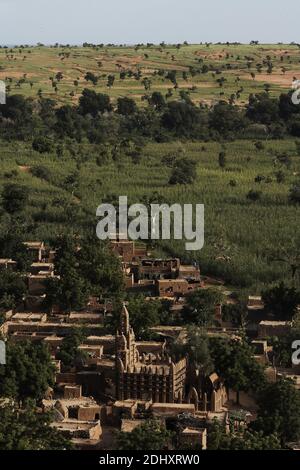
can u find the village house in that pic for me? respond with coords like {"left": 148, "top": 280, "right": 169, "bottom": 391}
{"left": 156, "top": 278, "right": 203, "bottom": 298}
{"left": 43, "top": 394, "right": 102, "bottom": 449}
{"left": 0, "top": 258, "right": 17, "bottom": 271}
{"left": 258, "top": 320, "right": 292, "bottom": 338}
{"left": 23, "top": 241, "right": 45, "bottom": 262}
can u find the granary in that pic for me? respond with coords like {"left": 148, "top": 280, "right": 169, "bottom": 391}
{"left": 116, "top": 305, "right": 187, "bottom": 403}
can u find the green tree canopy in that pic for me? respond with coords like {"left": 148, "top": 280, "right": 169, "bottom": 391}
{"left": 0, "top": 270, "right": 27, "bottom": 310}
{"left": 207, "top": 419, "right": 281, "bottom": 450}
{"left": 0, "top": 341, "right": 55, "bottom": 402}
{"left": 125, "top": 296, "right": 161, "bottom": 338}
{"left": 57, "top": 328, "right": 87, "bottom": 368}
{"left": 0, "top": 402, "right": 72, "bottom": 450}
{"left": 1, "top": 184, "right": 29, "bottom": 214}
{"left": 183, "top": 288, "right": 223, "bottom": 327}
{"left": 168, "top": 157, "right": 197, "bottom": 185}
{"left": 253, "top": 378, "right": 300, "bottom": 445}
{"left": 262, "top": 282, "right": 300, "bottom": 321}
{"left": 116, "top": 419, "right": 172, "bottom": 450}
{"left": 0, "top": 232, "right": 32, "bottom": 271}
{"left": 171, "top": 326, "right": 214, "bottom": 376}
{"left": 210, "top": 338, "right": 266, "bottom": 404}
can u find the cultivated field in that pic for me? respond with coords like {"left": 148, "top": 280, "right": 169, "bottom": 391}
{"left": 0, "top": 137, "right": 299, "bottom": 292}
{"left": 0, "top": 43, "right": 300, "bottom": 106}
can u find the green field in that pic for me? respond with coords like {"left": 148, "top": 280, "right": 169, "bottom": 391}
{"left": 1, "top": 43, "right": 299, "bottom": 106}
{"left": 0, "top": 136, "right": 299, "bottom": 292}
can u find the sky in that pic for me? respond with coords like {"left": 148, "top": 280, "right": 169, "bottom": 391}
{"left": 0, "top": 0, "right": 299, "bottom": 45}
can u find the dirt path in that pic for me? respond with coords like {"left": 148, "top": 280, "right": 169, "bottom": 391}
{"left": 18, "top": 165, "right": 31, "bottom": 173}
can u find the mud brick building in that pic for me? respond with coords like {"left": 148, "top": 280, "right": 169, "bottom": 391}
{"left": 110, "top": 240, "right": 147, "bottom": 263}
{"left": 156, "top": 278, "right": 203, "bottom": 298}
{"left": 23, "top": 241, "right": 45, "bottom": 262}
{"left": 116, "top": 305, "right": 186, "bottom": 403}
{"left": 0, "top": 259, "right": 17, "bottom": 271}
{"left": 138, "top": 258, "right": 180, "bottom": 280}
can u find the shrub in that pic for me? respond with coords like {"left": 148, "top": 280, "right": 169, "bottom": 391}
{"left": 32, "top": 136, "right": 53, "bottom": 154}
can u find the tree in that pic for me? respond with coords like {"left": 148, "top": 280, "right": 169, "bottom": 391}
{"left": 107, "top": 74, "right": 115, "bottom": 88}
{"left": 246, "top": 92, "right": 279, "bottom": 125}
{"left": 0, "top": 232, "right": 32, "bottom": 271}
{"left": 84, "top": 71, "right": 98, "bottom": 85}
{"left": 125, "top": 296, "right": 161, "bottom": 338}
{"left": 0, "top": 341, "right": 55, "bottom": 402}
{"left": 289, "top": 181, "right": 300, "bottom": 204}
{"left": 207, "top": 420, "right": 280, "bottom": 450}
{"left": 78, "top": 237, "right": 124, "bottom": 299}
{"left": 218, "top": 151, "right": 226, "bottom": 168}
{"left": 268, "top": 243, "right": 300, "bottom": 282}
{"left": 172, "top": 326, "right": 214, "bottom": 376}
{"left": 2, "top": 184, "right": 29, "bottom": 214}
{"left": 261, "top": 282, "right": 300, "bottom": 321}
{"left": 117, "top": 97, "right": 137, "bottom": 116}
{"left": 209, "top": 101, "right": 245, "bottom": 135}
{"left": 0, "top": 402, "right": 72, "bottom": 450}
{"left": 79, "top": 89, "right": 111, "bottom": 116}
{"left": 162, "top": 101, "right": 204, "bottom": 137}
{"left": 253, "top": 379, "right": 300, "bottom": 445}
{"left": 222, "top": 301, "right": 248, "bottom": 327}
{"left": 55, "top": 72, "right": 63, "bottom": 82}
{"left": 183, "top": 289, "right": 223, "bottom": 327}
{"left": 32, "top": 136, "right": 53, "bottom": 153}
{"left": 46, "top": 235, "right": 124, "bottom": 311}
{"left": 31, "top": 164, "right": 51, "bottom": 182}
{"left": 149, "top": 91, "right": 165, "bottom": 110}
{"left": 0, "top": 94, "right": 33, "bottom": 122}
{"left": 0, "top": 270, "right": 27, "bottom": 310}
{"left": 57, "top": 328, "right": 87, "bottom": 368}
{"left": 169, "top": 157, "right": 197, "bottom": 185}
{"left": 116, "top": 419, "right": 172, "bottom": 450}
{"left": 246, "top": 189, "right": 261, "bottom": 202}
{"left": 210, "top": 338, "right": 266, "bottom": 404}
{"left": 45, "top": 267, "right": 90, "bottom": 312}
